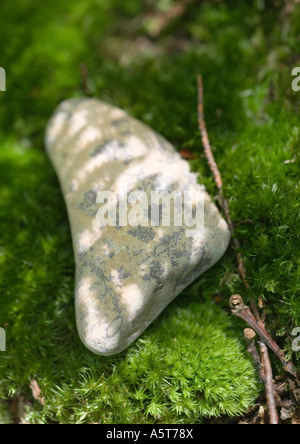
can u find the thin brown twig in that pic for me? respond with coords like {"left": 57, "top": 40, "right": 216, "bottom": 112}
{"left": 230, "top": 295, "right": 297, "bottom": 379}
{"left": 80, "top": 63, "right": 90, "bottom": 96}
{"left": 259, "top": 341, "right": 279, "bottom": 424}
{"left": 197, "top": 76, "right": 260, "bottom": 319}
{"left": 257, "top": 306, "right": 278, "bottom": 423}
{"left": 197, "top": 76, "right": 223, "bottom": 190}
{"left": 234, "top": 219, "right": 255, "bottom": 228}
{"left": 244, "top": 328, "right": 263, "bottom": 380}
{"left": 29, "top": 379, "right": 45, "bottom": 406}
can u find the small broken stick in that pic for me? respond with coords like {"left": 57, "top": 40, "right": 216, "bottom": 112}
{"left": 230, "top": 295, "right": 298, "bottom": 379}
{"left": 244, "top": 328, "right": 262, "bottom": 379}
{"left": 259, "top": 340, "right": 279, "bottom": 424}
{"left": 244, "top": 328, "right": 279, "bottom": 424}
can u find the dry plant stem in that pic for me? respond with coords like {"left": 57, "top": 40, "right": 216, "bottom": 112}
{"left": 197, "top": 76, "right": 223, "bottom": 190}
{"left": 197, "top": 76, "right": 260, "bottom": 320}
{"left": 29, "top": 379, "right": 45, "bottom": 406}
{"left": 259, "top": 340, "right": 279, "bottom": 424}
{"left": 230, "top": 295, "right": 298, "bottom": 379}
{"left": 244, "top": 329, "right": 263, "bottom": 379}
{"left": 80, "top": 63, "right": 90, "bottom": 96}
{"left": 245, "top": 326, "right": 279, "bottom": 423}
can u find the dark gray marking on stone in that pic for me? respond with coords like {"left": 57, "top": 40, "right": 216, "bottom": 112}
{"left": 171, "top": 258, "right": 179, "bottom": 267}
{"left": 176, "top": 248, "right": 211, "bottom": 290}
{"left": 77, "top": 249, "right": 88, "bottom": 263}
{"left": 133, "top": 248, "right": 144, "bottom": 257}
{"left": 111, "top": 118, "right": 128, "bottom": 127}
{"left": 117, "top": 266, "right": 130, "bottom": 281}
{"left": 154, "top": 231, "right": 184, "bottom": 257}
{"left": 121, "top": 130, "right": 132, "bottom": 137}
{"left": 111, "top": 267, "right": 129, "bottom": 287}
{"left": 143, "top": 260, "right": 164, "bottom": 283}
{"left": 91, "top": 139, "right": 125, "bottom": 157}
{"left": 106, "top": 316, "right": 123, "bottom": 338}
{"left": 77, "top": 189, "right": 98, "bottom": 217}
{"left": 127, "top": 226, "right": 156, "bottom": 243}
{"left": 111, "top": 118, "right": 133, "bottom": 137}
{"left": 133, "top": 174, "right": 161, "bottom": 193}
{"left": 187, "top": 237, "right": 204, "bottom": 261}
{"left": 153, "top": 282, "right": 164, "bottom": 294}
{"left": 91, "top": 141, "right": 110, "bottom": 157}
{"left": 124, "top": 156, "right": 134, "bottom": 165}
{"left": 91, "top": 266, "right": 111, "bottom": 282}
{"left": 84, "top": 189, "right": 97, "bottom": 204}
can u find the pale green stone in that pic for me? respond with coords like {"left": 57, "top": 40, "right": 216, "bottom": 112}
{"left": 45, "top": 98, "right": 230, "bottom": 356}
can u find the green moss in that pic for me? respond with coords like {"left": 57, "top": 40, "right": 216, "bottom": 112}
{"left": 0, "top": 0, "right": 299, "bottom": 423}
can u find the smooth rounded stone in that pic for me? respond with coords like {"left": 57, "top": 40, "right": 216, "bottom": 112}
{"left": 45, "top": 98, "right": 230, "bottom": 356}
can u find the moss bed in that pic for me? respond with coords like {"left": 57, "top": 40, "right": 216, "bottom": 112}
{"left": 0, "top": 0, "right": 299, "bottom": 423}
